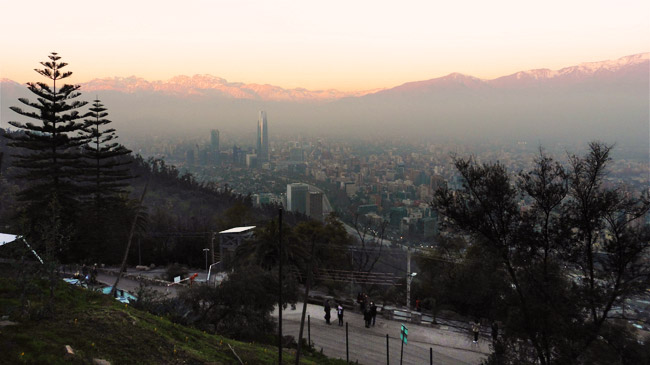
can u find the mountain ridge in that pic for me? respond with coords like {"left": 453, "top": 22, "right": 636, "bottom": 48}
{"left": 2, "top": 53, "right": 647, "bottom": 101}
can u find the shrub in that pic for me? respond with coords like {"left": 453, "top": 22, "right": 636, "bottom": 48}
{"left": 163, "top": 263, "right": 188, "bottom": 282}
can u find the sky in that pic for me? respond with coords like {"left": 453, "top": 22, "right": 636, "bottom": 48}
{"left": 0, "top": 0, "right": 648, "bottom": 91}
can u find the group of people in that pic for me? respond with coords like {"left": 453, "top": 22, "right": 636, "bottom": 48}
{"left": 323, "top": 300, "right": 345, "bottom": 326}
{"left": 322, "top": 294, "right": 379, "bottom": 329}
{"left": 74, "top": 263, "right": 98, "bottom": 284}
{"left": 322, "top": 294, "right": 503, "bottom": 346}
{"left": 471, "top": 318, "right": 499, "bottom": 344}
{"left": 357, "top": 292, "right": 378, "bottom": 328}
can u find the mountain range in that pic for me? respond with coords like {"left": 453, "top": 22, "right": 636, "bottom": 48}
{"left": 1, "top": 53, "right": 648, "bottom": 149}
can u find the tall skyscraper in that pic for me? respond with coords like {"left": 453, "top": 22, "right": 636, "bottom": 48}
{"left": 287, "top": 183, "right": 308, "bottom": 213}
{"left": 256, "top": 111, "right": 269, "bottom": 162}
{"left": 210, "top": 129, "right": 220, "bottom": 164}
{"left": 210, "top": 129, "right": 220, "bottom": 151}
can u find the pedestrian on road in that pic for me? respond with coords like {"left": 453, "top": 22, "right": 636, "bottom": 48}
{"left": 364, "top": 306, "right": 372, "bottom": 328}
{"left": 491, "top": 321, "right": 499, "bottom": 343}
{"left": 324, "top": 300, "right": 332, "bottom": 325}
{"left": 370, "top": 302, "right": 377, "bottom": 327}
{"left": 471, "top": 319, "right": 480, "bottom": 343}
{"left": 91, "top": 264, "right": 98, "bottom": 285}
{"left": 337, "top": 303, "right": 344, "bottom": 326}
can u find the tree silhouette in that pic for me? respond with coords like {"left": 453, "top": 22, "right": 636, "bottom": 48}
{"left": 432, "top": 142, "right": 650, "bottom": 364}
{"left": 6, "top": 52, "right": 88, "bottom": 226}
{"left": 81, "top": 98, "right": 132, "bottom": 212}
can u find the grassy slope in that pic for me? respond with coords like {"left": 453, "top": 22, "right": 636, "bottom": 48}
{"left": 0, "top": 267, "right": 344, "bottom": 365}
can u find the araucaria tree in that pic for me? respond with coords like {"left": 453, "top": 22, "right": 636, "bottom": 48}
{"left": 7, "top": 53, "right": 88, "bottom": 231}
{"left": 432, "top": 142, "right": 649, "bottom": 364}
{"left": 81, "top": 98, "right": 132, "bottom": 215}
{"left": 76, "top": 98, "right": 133, "bottom": 259}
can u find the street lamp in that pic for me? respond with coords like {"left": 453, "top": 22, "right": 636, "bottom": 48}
{"left": 406, "top": 272, "right": 417, "bottom": 310}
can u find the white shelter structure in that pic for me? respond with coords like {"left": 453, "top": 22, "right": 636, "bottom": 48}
{"left": 216, "top": 226, "right": 256, "bottom": 271}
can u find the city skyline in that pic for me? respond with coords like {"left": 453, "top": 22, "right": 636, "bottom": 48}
{"left": 1, "top": 0, "right": 647, "bottom": 91}
{"left": 256, "top": 111, "right": 269, "bottom": 162}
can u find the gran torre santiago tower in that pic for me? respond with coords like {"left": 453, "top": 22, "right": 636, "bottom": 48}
{"left": 256, "top": 111, "right": 269, "bottom": 162}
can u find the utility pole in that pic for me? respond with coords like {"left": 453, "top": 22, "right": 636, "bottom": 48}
{"left": 203, "top": 248, "right": 210, "bottom": 273}
{"left": 406, "top": 247, "right": 411, "bottom": 309}
{"left": 210, "top": 232, "right": 216, "bottom": 264}
{"left": 111, "top": 182, "right": 148, "bottom": 298}
{"left": 278, "top": 208, "right": 283, "bottom": 365}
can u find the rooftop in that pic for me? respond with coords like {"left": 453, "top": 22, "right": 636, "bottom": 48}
{"left": 219, "top": 226, "right": 256, "bottom": 234}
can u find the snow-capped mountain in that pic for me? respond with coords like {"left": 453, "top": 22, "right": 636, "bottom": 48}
{"left": 81, "top": 74, "right": 377, "bottom": 101}
{"left": 375, "top": 53, "right": 649, "bottom": 93}
{"left": 2, "top": 53, "right": 647, "bottom": 147}
{"left": 489, "top": 53, "right": 648, "bottom": 88}
{"left": 3, "top": 53, "right": 647, "bottom": 101}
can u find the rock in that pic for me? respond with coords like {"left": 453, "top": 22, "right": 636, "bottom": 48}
{"left": 64, "top": 345, "right": 75, "bottom": 359}
{"left": 0, "top": 320, "right": 18, "bottom": 328}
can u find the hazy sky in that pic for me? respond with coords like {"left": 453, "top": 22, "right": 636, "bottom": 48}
{"left": 1, "top": 0, "right": 648, "bottom": 91}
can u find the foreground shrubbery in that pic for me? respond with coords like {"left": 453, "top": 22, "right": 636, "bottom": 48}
{"left": 0, "top": 264, "right": 344, "bottom": 364}
{"left": 135, "top": 266, "right": 299, "bottom": 343}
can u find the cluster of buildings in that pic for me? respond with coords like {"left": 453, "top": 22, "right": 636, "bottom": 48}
{"left": 286, "top": 183, "right": 323, "bottom": 220}
{"left": 128, "top": 113, "right": 650, "bottom": 242}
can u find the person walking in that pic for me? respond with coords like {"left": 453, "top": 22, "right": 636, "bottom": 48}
{"left": 324, "top": 300, "right": 332, "bottom": 325}
{"left": 337, "top": 303, "right": 344, "bottom": 326}
{"left": 370, "top": 302, "right": 377, "bottom": 327}
{"left": 491, "top": 321, "right": 499, "bottom": 343}
{"left": 363, "top": 306, "right": 372, "bottom": 328}
{"left": 471, "top": 319, "right": 481, "bottom": 343}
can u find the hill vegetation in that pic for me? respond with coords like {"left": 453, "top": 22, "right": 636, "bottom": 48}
{"left": 0, "top": 264, "right": 344, "bottom": 365}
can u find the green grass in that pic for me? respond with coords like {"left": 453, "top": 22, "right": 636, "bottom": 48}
{"left": 0, "top": 266, "right": 345, "bottom": 365}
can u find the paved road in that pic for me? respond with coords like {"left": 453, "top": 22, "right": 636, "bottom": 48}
{"left": 68, "top": 270, "right": 489, "bottom": 364}
{"left": 273, "top": 303, "right": 489, "bottom": 365}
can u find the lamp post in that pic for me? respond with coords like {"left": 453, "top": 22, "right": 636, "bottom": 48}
{"left": 407, "top": 272, "right": 417, "bottom": 310}
{"left": 405, "top": 247, "right": 417, "bottom": 309}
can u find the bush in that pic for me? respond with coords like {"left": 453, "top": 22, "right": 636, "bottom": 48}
{"left": 163, "top": 263, "right": 188, "bottom": 282}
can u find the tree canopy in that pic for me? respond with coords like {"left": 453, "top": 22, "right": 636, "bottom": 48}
{"left": 432, "top": 142, "right": 650, "bottom": 364}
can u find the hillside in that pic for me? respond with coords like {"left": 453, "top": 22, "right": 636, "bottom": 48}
{"left": 0, "top": 264, "right": 344, "bottom": 365}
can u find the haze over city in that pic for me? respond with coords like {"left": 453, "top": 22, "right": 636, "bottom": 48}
{"left": 1, "top": 1, "right": 648, "bottom": 152}
{"left": 2, "top": 1, "right": 650, "bottom": 364}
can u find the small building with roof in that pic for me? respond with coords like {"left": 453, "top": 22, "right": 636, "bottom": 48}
{"left": 215, "top": 226, "right": 256, "bottom": 271}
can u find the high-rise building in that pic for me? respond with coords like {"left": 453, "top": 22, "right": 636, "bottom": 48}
{"left": 210, "top": 129, "right": 220, "bottom": 164}
{"left": 307, "top": 191, "right": 323, "bottom": 221}
{"left": 211, "top": 129, "right": 220, "bottom": 150}
{"left": 289, "top": 147, "right": 304, "bottom": 162}
{"left": 256, "top": 111, "right": 269, "bottom": 162}
{"left": 287, "top": 183, "right": 308, "bottom": 213}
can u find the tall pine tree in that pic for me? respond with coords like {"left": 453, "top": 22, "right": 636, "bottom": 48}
{"left": 81, "top": 98, "right": 132, "bottom": 213}
{"left": 6, "top": 53, "right": 88, "bottom": 229}
{"left": 79, "top": 99, "right": 133, "bottom": 260}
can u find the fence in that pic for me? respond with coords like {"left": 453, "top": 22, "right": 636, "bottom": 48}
{"left": 286, "top": 309, "right": 489, "bottom": 365}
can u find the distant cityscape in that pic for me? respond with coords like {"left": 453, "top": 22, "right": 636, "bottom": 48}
{"left": 127, "top": 111, "right": 650, "bottom": 244}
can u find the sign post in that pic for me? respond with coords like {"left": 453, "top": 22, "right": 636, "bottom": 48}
{"left": 400, "top": 324, "right": 408, "bottom": 365}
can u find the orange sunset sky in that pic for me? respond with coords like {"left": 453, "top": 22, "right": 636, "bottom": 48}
{"left": 1, "top": 0, "right": 648, "bottom": 91}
